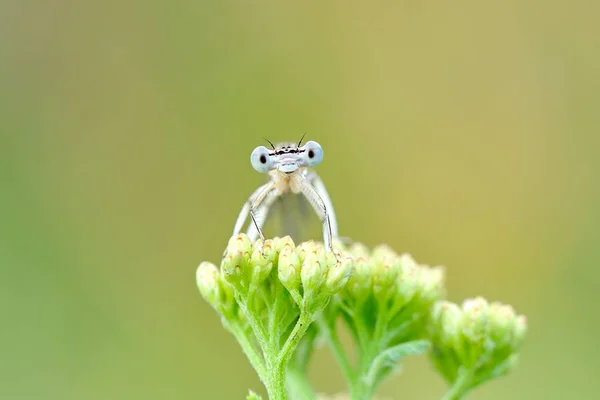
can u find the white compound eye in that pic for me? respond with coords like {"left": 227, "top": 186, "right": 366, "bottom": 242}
{"left": 250, "top": 146, "right": 272, "bottom": 173}
{"left": 302, "top": 141, "right": 323, "bottom": 167}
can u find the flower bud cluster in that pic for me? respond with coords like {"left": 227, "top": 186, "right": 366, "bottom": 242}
{"left": 198, "top": 234, "right": 354, "bottom": 324}
{"left": 340, "top": 243, "right": 445, "bottom": 341}
{"left": 428, "top": 297, "right": 527, "bottom": 386}
{"left": 279, "top": 239, "right": 354, "bottom": 313}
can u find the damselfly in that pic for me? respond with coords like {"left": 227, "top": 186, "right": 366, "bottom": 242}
{"left": 233, "top": 135, "right": 338, "bottom": 252}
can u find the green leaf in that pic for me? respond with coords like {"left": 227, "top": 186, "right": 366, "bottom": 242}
{"left": 364, "top": 339, "right": 431, "bottom": 387}
{"left": 246, "top": 390, "right": 263, "bottom": 400}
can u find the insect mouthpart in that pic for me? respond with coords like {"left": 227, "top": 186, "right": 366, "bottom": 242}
{"left": 278, "top": 163, "right": 299, "bottom": 174}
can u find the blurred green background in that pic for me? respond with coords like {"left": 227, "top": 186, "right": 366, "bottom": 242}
{"left": 2, "top": 1, "right": 599, "bottom": 399}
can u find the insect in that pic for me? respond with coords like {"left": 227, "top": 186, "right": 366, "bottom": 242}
{"left": 233, "top": 135, "right": 338, "bottom": 253}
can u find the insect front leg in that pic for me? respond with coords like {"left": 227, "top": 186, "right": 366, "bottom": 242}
{"left": 246, "top": 187, "right": 279, "bottom": 243}
{"left": 308, "top": 172, "right": 339, "bottom": 239}
{"left": 233, "top": 182, "right": 272, "bottom": 236}
{"left": 298, "top": 178, "right": 336, "bottom": 257}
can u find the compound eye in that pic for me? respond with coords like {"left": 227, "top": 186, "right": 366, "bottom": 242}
{"left": 303, "top": 141, "right": 323, "bottom": 167}
{"left": 250, "top": 146, "right": 272, "bottom": 173}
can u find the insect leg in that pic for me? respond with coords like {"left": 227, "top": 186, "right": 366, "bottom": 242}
{"left": 298, "top": 178, "right": 335, "bottom": 253}
{"left": 308, "top": 172, "right": 338, "bottom": 238}
{"left": 247, "top": 181, "right": 277, "bottom": 243}
{"left": 246, "top": 187, "right": 279, "bottom": 242}
{"left": 233, "top": 182, "right": 272, "bottom": 236}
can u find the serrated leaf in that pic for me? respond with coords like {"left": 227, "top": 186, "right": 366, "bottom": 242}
{"left": 364, "top": 339, "right": 431, "bottom": 387}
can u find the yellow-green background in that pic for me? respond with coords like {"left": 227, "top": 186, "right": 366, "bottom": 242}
{"left": 2, "top": 1, "right": 599, "bottom": 399}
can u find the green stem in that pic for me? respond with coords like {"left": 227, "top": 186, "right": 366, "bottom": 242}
{"left": 278, "top": 311, "right": 313, "bottom": 373}
{"left": 269, "top": 283, "right": 283, "bottom": 348}
{"left": 286, "top": 367, "right": 317, "bottom": 400}
{"left": 350, "top": 308, "right": 391, "bottom": 400}
{"left": 264, "top": 311, "right": 313, "bottom": 400}
{"left": 316, "top": 317, "right": 354, "bottom": 384}
{"left": 237, "top": 293, "right": 272, "bottom": 353}
{"left": 228, "top": 322, "right": 267, "bottom": 384}
{"left": 441, "top": 367, "right": 473, "bottom": 400}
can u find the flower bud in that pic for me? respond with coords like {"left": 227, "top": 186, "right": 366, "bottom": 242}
{"left": 488, "top": 302, "right": 516, "bottom": 348}
{"left": 395, "top": 254, "right": 420, "bottom": 305}
{"left": 432, "top": 301, "right": 463, "bottom": 349}
{"left": 221, "top": 234, "right": 253, "bottom": 289}
{"left": 250, "top": 239, "right": 276, "bottom": 285}
{"left": 275, "top": 236, "right": 296, "bottom": 253}
{"left": 278, "top": 244, "right": 301, "bottom": 293}
{"left": 371, "top": 244, "right": 397, "bottom": 262}
{"left": 348, "top": 242, "right": 370, "bottom": 260}
{"left": 196, "top": 262, "right": 220, "bottom": 309}
{"left": 461, "top": 297, "right": 490, "bottom": 343}
{"left": 301, "top": 244, "right": 328, "bottom": 294}
{"left": 227, "top": 233, "right": 253, "bottom": 254}
{"left": 296, "top": 240, "right": 318, "bottom": 264}
{"left": 346, "top": 257, "right": 372, "bottom": 301}
{"left": 419, "top": 266, "right": 445, "bottom": 304}
{"left": 512, "top": 315, "right": 527, "bottom": 351}
{"left": 372, "top": 254, "right": 400, "bottom": 300}
{"left": 220, "top": 249, "right": 249, "bottom": 290}
{"left": 325, "top": 255, "right": 354, "bottom": 295}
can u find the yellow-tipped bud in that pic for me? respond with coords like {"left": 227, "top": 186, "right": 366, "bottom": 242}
{"left": 196, "top": 261, "right": 220, "bottom": 308}
{"left": 301, "top": 244, "right": 328, "bottom": 294}
{"left": 278, "top": 244, "right": 302, "bottom": 293}
{"left": 325, "top": 255, "right": 354, "bottom": 295}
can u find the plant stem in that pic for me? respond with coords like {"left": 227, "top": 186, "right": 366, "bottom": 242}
{"left": 286, "top": 367, "right": 317, "bottom": 400}
{"left": 316, "top": 317, "right": 354, "bottom": 385}
{"left": 264, "top": 311, "right": 313, "bottom": 400}
{"left": 441, "top": 367, "right": 473, "bottom": 400}
{"left": 237, "top": 294, "right": 271, "bottom": 353}
{"left": 349, "top": 308, "right": 392, "bottom": 400}
{"left": 228, "top": 322, "right": 267, "bottom": 384}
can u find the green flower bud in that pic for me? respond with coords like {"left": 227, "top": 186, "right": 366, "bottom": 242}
{"left": 278, "top": 244, "right": 301, "bottom": 293}
{"left": 301, "top": 244, "right": 328, "bottom": 294}
{"left": 371, "top": 244, "right": 397, "bottom": 261}
{"left": 432, "top": 301, "right": 463, "bottom": 349}
{"left": 346, "top": 256, "right": 372, "bottom": 301}
{"left": 461, "top": 297, "right": 489, "bottom": 343}
{"left": 325, "top": 255, "right": 354, "bottom": 295}
{"left": 228, "top": 233, "right": 253, "bottom": 254}
{"left": 197, "top": 262, "right": 237, "bottom": 319}
{"left": 296, "top": 240, "right": 318, "bottom": 264}
{"left": 221, "top": 234, "right": 253, "bottom": 290}
{"left": 220, "top": 250, "right": 248, "bottom": 289}
{"left": 196, "top": 261, "right": 220, "bottom": 309}
{"left": 488, "top": 302, "right": 516, "bottom": 348}
{"left": 372, "top": 254, "right": 400, "bottom": 300}
{"left": 512, "top": 315, "right": 527, "bottom": 351}
{"left": 348, "top": 242, "right": 370, "bottom": 260}
{"left": 419, "top": 266, "right": 445, "bottom": 304}
{"left": 250, "top": 239, "right": 276, "bottom": 285}
{"left": 275, "top": 236, "right": 296, "bottom": 253}
{"left": 395, "top": 254, "right": 420, "bottom": 305}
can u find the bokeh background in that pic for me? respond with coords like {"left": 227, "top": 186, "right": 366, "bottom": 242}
{"left": 2, "top": 1, "right": 600, "bottom": 399}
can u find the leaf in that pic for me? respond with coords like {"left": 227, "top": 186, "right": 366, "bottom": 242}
{"left": 246, "top": 390, "right": 263, "bottom": 400}
{"left": 364, "top": 339, "right": 431, "bottom": 388}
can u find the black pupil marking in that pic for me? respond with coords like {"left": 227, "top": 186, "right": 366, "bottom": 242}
{"left": 308, "top": 150, "right": 314, "bottom": 158}
{"left": 259, "top": 154, "right": 267, "bottom": 164}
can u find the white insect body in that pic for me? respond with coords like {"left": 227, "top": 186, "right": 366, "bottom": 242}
{"left": 233, "top": 136, "right": 338, "bottom": 252}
